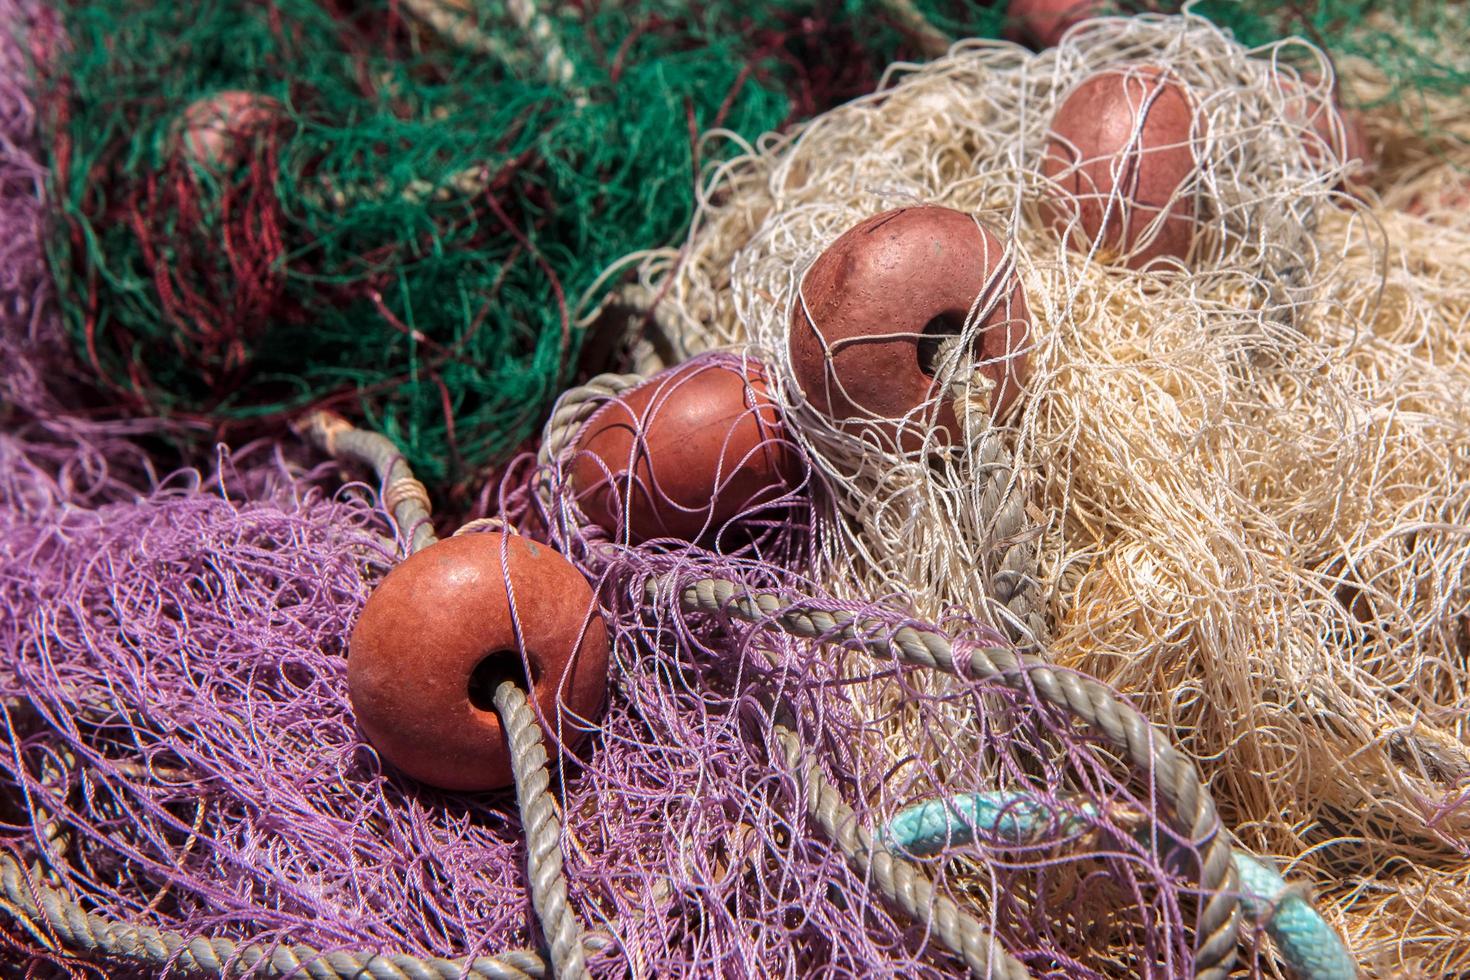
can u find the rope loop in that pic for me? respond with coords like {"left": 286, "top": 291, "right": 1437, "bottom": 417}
{"left": 383, "top": 476, "right": 432, "bottom": 518}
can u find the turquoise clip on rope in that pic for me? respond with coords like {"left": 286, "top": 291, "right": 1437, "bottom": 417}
{"left": 881, "top": 791, "right": 1357, "bottom": 980}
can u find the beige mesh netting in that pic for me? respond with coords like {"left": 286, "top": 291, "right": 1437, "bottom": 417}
{"left": 591, "top": 11, "right": 1470, "bottom": 976}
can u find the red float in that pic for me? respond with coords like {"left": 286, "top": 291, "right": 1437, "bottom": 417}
{"left": 1279, "top": 74, "right": 1374, "bottom": 195}
{"left": 788, "top": 206, "right": 1031, "bottom": 448}
{"left": 1041, "top": 65, "right": 1203, "bottom": 268}
{"left": 1005, "top": 0, "right": 1105, "bottom": 49}
{"left": 348, "top": 532, "right": 609, "bottom": 791}
{"left": 570, "top": 354, "right": 798, "bottom": 543}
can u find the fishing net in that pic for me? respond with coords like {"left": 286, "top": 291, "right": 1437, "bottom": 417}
{"left": 1, "top": 0, "right": 59, "bottom": 418}
{"left": 5, "top": 9, "right": 1257, "bottom": 976}
{"left": 3, "top": 2, "right": 1468, "bottom": 980}
{"left": 1192, "top": 0, "right": 1470, "bottom": 106}
{"left": 31, "top": 0, "right": 1466, "bottom": 491}
{"left": 614, "top": 10, "right": 1470, "bottom": 976}
{"left": 0, "top": 424, "right": 1233, "bottom": 977}
{"left": 33, "top": 0, "right": 1018, "bottom": 492}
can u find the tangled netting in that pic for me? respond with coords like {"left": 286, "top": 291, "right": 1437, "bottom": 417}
{"left": 1192, "top": 0, "right": 1470, "bottom": 106}
{"left": 618, "top": 11, "right": 1470, "bottom": 976}
{"left": 34, "top": 0, "right": 1466, "bottom": 493}
{"left": 34, "top": 0, "right": 1019, "bottom": 489}
{"left": 2, "top": 421, "right": 1249, "bottom": 978}
{"left": 6, "top": 14, "right": 1241, "bottom": 967}
{"left": 1, "top": 0, "right": 58, "bottom": 416}
{"left": 5, "top": 18, "right": 1248, "bottom": 966}
{"left": 5, "top": 3, "right": 1468, "bottom": 979}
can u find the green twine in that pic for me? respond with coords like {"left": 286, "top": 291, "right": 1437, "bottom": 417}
{"left": 47, "top": 0, "right": 804, "bottom": 485}
{"left": 1176, "top": 0, "right": 1470, "bottom": 107}
{"left": 45, "top": 0, "right": 1022, "bottom": 486}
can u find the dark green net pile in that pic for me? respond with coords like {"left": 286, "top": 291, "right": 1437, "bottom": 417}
{"left": 1198, "top": 0, "right": 1469, "bottom": 103}
{"left": 42, "top": 0, "right": 1005, "bottom": 489}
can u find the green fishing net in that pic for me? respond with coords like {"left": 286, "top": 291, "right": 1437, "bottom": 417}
{"left": 1199, "top": 0, "right": 1469, "bottom": 102}
{"left": 43, "top": 0, "right": 1002, "bottom": 488}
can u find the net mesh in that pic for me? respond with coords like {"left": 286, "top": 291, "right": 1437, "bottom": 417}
{"left": 5, "top": 1, "right": 1470, "bottom": 978}
{"left": 2, "top": 427, "right": 1225, "bottom": 978}
{"left": 35, "top": 0, "right": 1022, "bottom": 491}
{"left": 4, "top": 14, "right": 1222, "bottom": 965}
{"left": 623, "top": 11, "right": 1470, "bottom": 975}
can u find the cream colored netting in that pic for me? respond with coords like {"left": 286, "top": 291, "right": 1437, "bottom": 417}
{"left": 591, "top": 11, "right": 1470, "bottom": 976}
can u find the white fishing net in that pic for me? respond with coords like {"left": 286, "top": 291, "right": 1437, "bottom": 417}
{"left": 596, "top": 11, "right": 1470, "bottom": 975}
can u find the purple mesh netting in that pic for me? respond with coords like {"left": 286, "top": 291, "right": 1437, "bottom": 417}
{"left": 5, "top": 12, "right": 1205, "bottom": 977}
{"left": 0, "top": 424, "right": 1207, "bottom": 977}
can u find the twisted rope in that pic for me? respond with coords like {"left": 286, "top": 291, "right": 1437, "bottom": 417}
{"left": 297, "top": 410, "right": 436, "bottom": 555}
{"left": 402, "top": 0, "right": 521, "bottom": 63}
{"left": 0, "top": 851, "right": 609, "bottom": 980}
{"left": 541, "top": 365, "right": 1047, "bottom": 647}
{"left": 535, "top": 374, "right": 645, "bottom": 476}
{"left": 968, "top": 420, "right": 1047, "bottom": 647}
{"left": 875, "top": 0, "right": 952, "bottom": 58}
{"left": 2, "top": 414, "right": 598, "bottom": 978}
{"left": 541, "top": 369, "right": 1237, "bottom": 975}
{"left": 771, "top": 726, "right": 1031, "bottom": 979}
{"left": 534, "top": 373, "right": 644, "bottom": 519}
{"left": 1, "top": 402, "right": 1238, "bottom": 978}
{"left": 931, "top": 330, "right": 1047, "bottom": 648}
{"left": 305, "top": 414, "right": 589, "bottom": 976}
{"left": 881, "top": 792, "right": 1357, "bottom": 980}
{"left": 504, "top": 0, "right": 581, "bottom": 97}
{"left": 493, "top": 681, "right": 589, "bottom": 980}
{"left": 661, "top": 577, "right": 1240, "bottom": 980}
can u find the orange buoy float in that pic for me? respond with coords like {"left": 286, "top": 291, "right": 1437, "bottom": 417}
{"left": 788, "top": 206, "right": 1031, "bottom": 449}
{"left": 1005, "top": 0, "right": 1105, "bottom": 49}
{"left": 1041, "top": 65, "right": 1204, "bottom": 268}
{"left": 348, "top": 532, "right": 609, "bottom": 791}
{"left": 570, "top": 354, "right": 798, "bottom": 543}
{"left": 1277, "top": 74, "right": 1374, "bottom": 195}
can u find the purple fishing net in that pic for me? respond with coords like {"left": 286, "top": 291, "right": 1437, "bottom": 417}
{"left": 4, "top": 11, "right": 1206, "bottom": 977}
{"left": 2, "top": 430, "right": 1203, "bottom": 978}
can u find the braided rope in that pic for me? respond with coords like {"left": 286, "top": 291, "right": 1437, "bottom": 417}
{"left": 401, "top": 0, "right": 521, "bottom": 63}
{"left": 967, "top": 418, "right": 1048, "bottom": 647}
{"left": 297, "top": 411, "right": 437, "bottom": 555}
{"left": 534, "top": 373, "right": 644, "bottom": 520}
{"left": 771, "top": 726, "right": 1031, "bottom": 979}
{"left": 541, "top": 369, "right": 1236, "bottom": 974}
{"left": 875, "top": 0, "right": 952, "bottom": 58}
{"left": 929, "top": 331, "right": 1048, "bottom": 648}
{"left": 296, "top": 412, "right": 590, "bottom": 977}
{"left": 0, "top": 850, "right": 613, "bottom": 980}
{"left": 533, "top": 372, "right": 1040, "bottom": 973}
{"left": 493, "top": 681, "right": 589, "bottom": 980}
{"left": 663, "top": 577, "right": 1240, "bottom": 980}
{"left": 504, "top": 0, "right": 581, "bottom": 97}
{"left": 2, "top": 402, "right": 1237, "bottom": 976}
{"left": 536, "top": 374, "right": 645, "bottom": 476}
